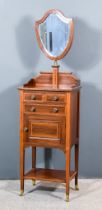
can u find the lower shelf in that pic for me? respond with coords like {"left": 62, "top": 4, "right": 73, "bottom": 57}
{"left": 24, "top": 168, "right": 77, "bottom": 183}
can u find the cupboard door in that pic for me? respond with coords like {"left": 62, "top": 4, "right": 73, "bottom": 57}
{"left": 23, "top": 115, "right": 66, "bottom": 145}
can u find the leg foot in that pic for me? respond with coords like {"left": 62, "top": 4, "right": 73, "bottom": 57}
{"left": 75, "top": 184, "right": 79, "bottom": 191}
{"left": 32, "top": 180, "right": 36, "bottom": 186}
{"left": 66, "top": 193, "right": 69, "bottom": 202}
{"left": 19, "top": 190, "right": 24, "bottom": 196}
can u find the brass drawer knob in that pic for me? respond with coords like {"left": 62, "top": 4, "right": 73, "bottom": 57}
{"left": 31, "top": 95, "right": 36, "bottom": 100}
{"left": 53, "top": 108, "right": 59, "bottom": 113}
{"left": 31, "top": 107, "right": 36, "bottom": 112}
{"left": 24, "top": 127, "right": 28, "bottom": 132}
{"left": 52, "top": 96, "right": 59, "bottom": 101}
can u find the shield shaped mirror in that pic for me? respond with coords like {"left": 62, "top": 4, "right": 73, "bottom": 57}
{"left": 35, "top": 10, "right": 74, "bottom": 63}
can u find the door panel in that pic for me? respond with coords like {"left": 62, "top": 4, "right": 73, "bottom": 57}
{"left": 24, "top": 115, "right": 66, "bottom": 145}
{"left": 30, "top": 121, "right": 59, "bottom": 139}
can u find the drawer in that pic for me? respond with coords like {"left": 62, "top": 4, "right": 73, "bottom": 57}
{"left": 24, "top": 104, "right": 65, "bottom": 115}
{"left": 24, "top": 92, "right": 66, "bottom": 104}
{"left": 46, "top": 94, "right": 65, "bottom": 103}
{"left": 24, "top": 93, "right": 42, "bottom": 101}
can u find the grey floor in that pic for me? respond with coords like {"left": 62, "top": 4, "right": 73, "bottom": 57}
{"left": 0, "top": 179, "right": 102, "bottom": 210}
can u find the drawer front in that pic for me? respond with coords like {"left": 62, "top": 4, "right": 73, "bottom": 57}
{"left": 24, "top": 105, "right": 65, "bottom": 115}
{"left": 24, "top": 92, "right": 66, "bottom": 104}
{"left": 46, "top": 94, "right": 65, "bottom": 103}
{"left": 23, "top": 116, "right": 66, "bottom": 144}
{"left": 24, "top": 93, "right": 42, "bottom": 101}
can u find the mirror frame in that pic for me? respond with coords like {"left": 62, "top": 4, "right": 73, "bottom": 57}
{"left": 35, "top": 9, "right": 74, "bottom": 61}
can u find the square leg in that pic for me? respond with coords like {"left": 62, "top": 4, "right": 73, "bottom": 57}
{"left": 75, "top": 144, "right": 79, "bottom": 190}
{"left": 66, "top": 149, "right": 70, "bottom": 202}
{"left": 32, "top": 147, "right": 36, "bottom": 185}
{"left": 20, "top": 148, "right": 25, "bottom": 195}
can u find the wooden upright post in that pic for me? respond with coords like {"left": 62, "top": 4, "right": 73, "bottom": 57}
{"left": 52, "top": 64, "right": 60, "bottom": 89}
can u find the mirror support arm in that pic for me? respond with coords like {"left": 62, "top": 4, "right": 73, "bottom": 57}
{"left": 52, "top": 65, "right": 60, "bottom": 88}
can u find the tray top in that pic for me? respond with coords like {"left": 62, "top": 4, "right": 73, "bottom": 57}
{"left": 19, "top": 71, "right": 81, "bottom": 91}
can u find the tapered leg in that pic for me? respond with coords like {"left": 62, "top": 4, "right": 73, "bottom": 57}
{"left": 20, "top": 148, "right": 25, "bottom": 196}
{"left": 32, "top": 147, "right": 36, "bottom": 185}
{"left": 75, "top": 144, "right": 79, "bottom": 190}
{"left": 66, "top": 149, "right": 70, "bottom": 202}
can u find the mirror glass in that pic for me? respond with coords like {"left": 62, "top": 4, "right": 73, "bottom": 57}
{"left": 39, "top": 13, "right": 71, "bottom": 57}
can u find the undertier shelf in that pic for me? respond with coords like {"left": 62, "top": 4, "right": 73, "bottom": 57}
{"left": 24, "top": 168, "right": 77, "bottom": 183}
